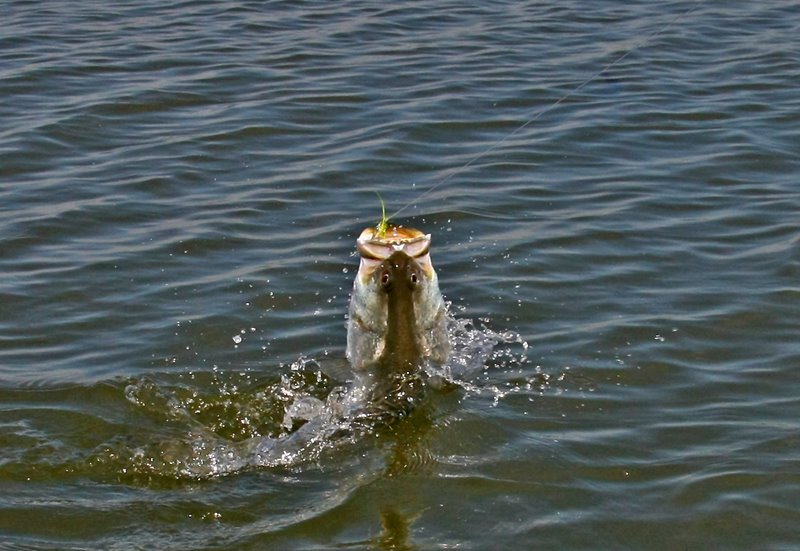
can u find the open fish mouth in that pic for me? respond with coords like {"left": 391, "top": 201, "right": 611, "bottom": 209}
{"left": 355, "top": 224, "right": 434, "bottom": 281}
{"left": 356, "top": 225, "right": 431, "bottom": 259}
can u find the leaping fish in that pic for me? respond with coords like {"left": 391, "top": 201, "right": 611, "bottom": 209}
{"left": 346, "top": 224, "right": 450, "bottom": 400}
{"left": 246, "top": 223, "right": 451, "bottom": 467}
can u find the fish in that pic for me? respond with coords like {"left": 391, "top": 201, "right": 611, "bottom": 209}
{"left": 239, "top": 225, "right": 453, "bottom": 467}
{"left": 346, "top": 224, "right": 450, "bottom": 406}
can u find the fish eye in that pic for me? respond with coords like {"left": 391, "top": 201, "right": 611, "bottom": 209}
{"left": 410, "top": 272, "right": 418, "bottom": 285}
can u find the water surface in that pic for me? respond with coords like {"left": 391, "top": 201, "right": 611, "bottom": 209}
{"left": 2, "top": 1, "right": 800, "bottom": 549}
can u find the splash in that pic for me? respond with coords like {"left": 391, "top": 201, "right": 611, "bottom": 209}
{"left": 424, "top": 310, "right": 530, "bottom": 401}
{"left": 90, "top": 311, "right": 531, "bottom": 483}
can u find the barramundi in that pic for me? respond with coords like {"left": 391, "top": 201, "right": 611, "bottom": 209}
{"left": 246, "top": 224, "right": 453, "bottom": 466}
{"left": 346, "top": 224, "right": 449, "bottom": 408}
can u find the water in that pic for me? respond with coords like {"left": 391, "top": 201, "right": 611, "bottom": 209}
{"left": 2, "top": 0, "right": 799, "bottom": 548}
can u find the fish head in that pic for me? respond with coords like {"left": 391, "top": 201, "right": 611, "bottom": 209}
{"left": 377, "top": 250, "right": 424, "bottom": 292}
{"left": 347, "top": 224, "right": 449, "bottom": 374}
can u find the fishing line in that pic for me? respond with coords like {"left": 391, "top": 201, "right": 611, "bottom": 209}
{"left": 390, "top": 0, "right": 702, "bottom": 220}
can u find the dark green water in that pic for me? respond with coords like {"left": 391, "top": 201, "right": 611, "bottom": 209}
{"left": 2, "top": 1, "right": 800, "bottom": 549}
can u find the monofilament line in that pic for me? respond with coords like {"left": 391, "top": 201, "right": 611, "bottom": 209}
{"left": 390, "top": 0, "right": 702, "bottom": 220}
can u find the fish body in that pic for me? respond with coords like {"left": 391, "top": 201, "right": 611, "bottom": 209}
{"left": 346, "top": 225, "right": 449, "bottom": 387}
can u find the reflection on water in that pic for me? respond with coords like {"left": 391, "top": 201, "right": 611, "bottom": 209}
{"left": 375, "top": 508, "right": 419, "bottom": 551}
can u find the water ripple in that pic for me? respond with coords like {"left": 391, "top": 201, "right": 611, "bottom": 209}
{"left": 2, "top": 0, "right": 800, "bottom": 548}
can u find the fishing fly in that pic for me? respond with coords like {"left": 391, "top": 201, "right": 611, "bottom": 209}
{"left": 375, "top": 192, "right": 390, "bottom": 239}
